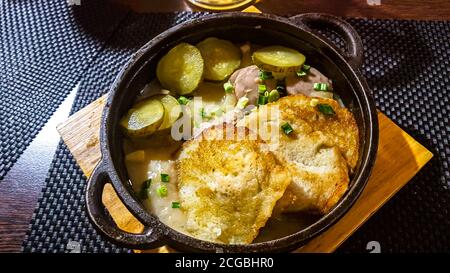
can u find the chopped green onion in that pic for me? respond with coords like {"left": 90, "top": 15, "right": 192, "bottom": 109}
{"left": 276, "top": 81, "right": 286, "bottom": 94}
{"left": 223, "top": 81, "right": 234, "bottom": 93}
{"left": 236, "top": 97, "right": 249, "bottom": 109}
{"left": 276, "top": 85, "right": 285, "bottom": 92}
{"left": 140, "top": 179, "right": 152, "bottom": 199}
{"left": 313, "top": 83, "right": 329, "bottom": 91}
{"left": 281, "top": 122, "right": 294, "bottom": 135}
{"left": 258, "top": 84, "right": 267, "bottom": 94}
{"left": 259, "top": 70, "right": 273, "bottom": 80}
{"left": 257, "top": 95, "right": 268, "bottom": 105}
{"left": 172, "top": 202, "right": 181, "bottom": 208}
{"left": 264, "top": 90, "right": 269, "bottom": 97}
{"left": 160, "top": 173, "right": 169, "bottom": 183}
{"left": 317, "top": 103, "right": 336, "bottom": 115}
{"left": 177, "top": 96, "right": 189, "bottom": 105}
{"left": 156, "top": 185, "right": 168, "bottom": 197}
{"left": 268, "top": 90, "right": 280, "bottom": 103}
{"left": 209, "top": 107, "right": 223, "bottom": 117}
{"left": 296, "top": 64, "right": 311, "bottom": 77}
{"left": 144, "top": 179, "right": 152, "bottom": 188}
{"left": 296, "top": 71, "right": 307, "bottom": 77}
{"left": 200, "top": 107, "right": 208, "bottom": 119}
{"left": 200, "top": 107, "right": 222, "bottom": 120}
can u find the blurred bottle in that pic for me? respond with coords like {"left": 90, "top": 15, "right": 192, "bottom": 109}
{"left": 186, "top": 0, "right": 254, "bottom": 10}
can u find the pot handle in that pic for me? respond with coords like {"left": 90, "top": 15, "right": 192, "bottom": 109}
{"left": 290, "top": 13, "right": 364, "bottom": 69}
{"left": 86, "top": 162, "right": 163, "bottom": 249}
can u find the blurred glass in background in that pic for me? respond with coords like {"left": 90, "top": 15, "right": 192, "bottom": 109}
{"left": 186, "top": 0, "right": 255, "bottom": 10}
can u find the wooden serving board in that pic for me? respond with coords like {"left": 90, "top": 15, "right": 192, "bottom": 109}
{"left": 57, "top": 94, "right": 433, "bottom": 253}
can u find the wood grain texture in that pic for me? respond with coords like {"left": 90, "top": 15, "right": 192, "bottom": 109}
{"left": 113, "top": 0, "right": 450, "bottom": 21}
{"left": 57, "top": 94, "right": 433, "bottom": 252}
{"left": 57, "top": 95, "right": 106, "bottom": 178}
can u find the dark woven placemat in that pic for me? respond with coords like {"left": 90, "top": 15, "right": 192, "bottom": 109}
{"left": 22, "top": 13, "right": 449, "bottom": 252}
{"left": 0, "top": 0, "right": 127, "bottom": 180}
{"left": 338, "top": 19, "right": 450, "bottom": 253}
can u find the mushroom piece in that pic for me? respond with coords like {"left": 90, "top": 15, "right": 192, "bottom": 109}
{"left": 286, "top": 67, "right": 333, "bottom": 97}
{"left": 229, "top": 65, "right": 277, "bottom": 105}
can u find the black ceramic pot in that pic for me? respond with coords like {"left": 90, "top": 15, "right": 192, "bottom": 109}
{"left": 86, "top": 12, "right": 378, "bottom": 253}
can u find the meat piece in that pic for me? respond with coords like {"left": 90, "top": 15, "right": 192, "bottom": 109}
{"left": 229, "top": 65, "right": 276, "bottom": 105}
{"left": 286, "top": 67, "right": 333, "bottom": 96}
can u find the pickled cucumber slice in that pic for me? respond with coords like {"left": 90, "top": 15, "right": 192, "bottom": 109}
{"left": 156, "top": 43, "right": 204, "bottom": 95}
{"left": 196, "top": 37, "right": 241, "bottom": 81}
{"left": 252, "top": 46, "right": 305, "bottom": 73}
{"left": 152, "top": 94, "right": 181, "bottom": 130}
{"left": 120, "top": 99, "right": 164, "bottom": 137}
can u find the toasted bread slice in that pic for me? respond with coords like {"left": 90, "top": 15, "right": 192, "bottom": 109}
{"left": 176, "top": 124, "right": 290, "bottom": 244}
{"left": 274, "top": 138, "right": 350, "bottom": 214}
{"left": 275, "top": 95, "right": 359, "bottom": 170}
{"left": 238, "top": 94, "right": 359, "bottom": 214}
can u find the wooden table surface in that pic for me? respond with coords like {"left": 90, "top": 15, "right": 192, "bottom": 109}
{"left": 0, "top": 0, "right": 448, "bottom": 253}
